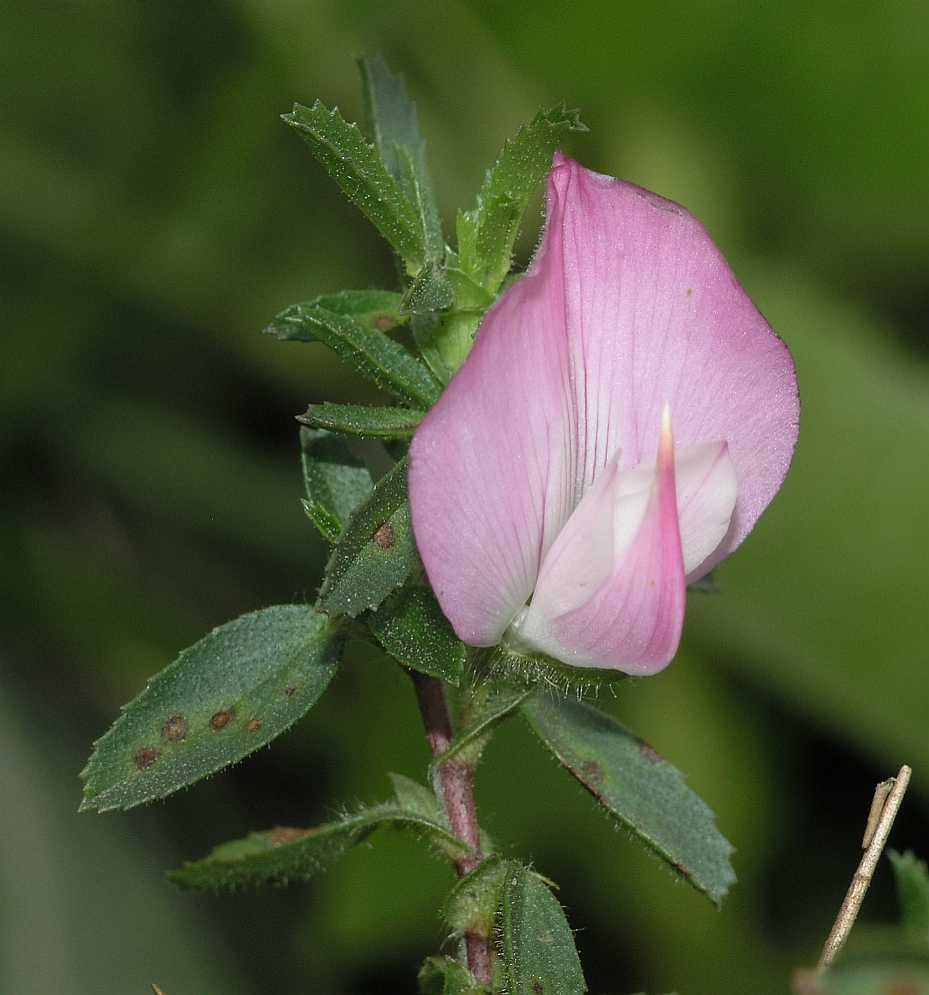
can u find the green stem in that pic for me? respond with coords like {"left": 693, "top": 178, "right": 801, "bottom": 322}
{"left": 411, "top": 672, "right": 491, "bottom": 985}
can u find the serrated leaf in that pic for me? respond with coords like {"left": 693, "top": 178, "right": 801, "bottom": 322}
{"left": 299, "top": 402, "right": 425, "bottom": 440}
{"left": 368, "top": 585, "right": 466, "bottom": 685}
{"left": 459, "top": 105, "right": 587, "bottom": 293}
{"left": 81, "top": 606, "right": 342, "bottom": 812}
{"left": 434, "top": 684, "right": 531, "bottom": 770}
{"left": 317, "top": 457, "right": 417, "bottom": 617}
{"left": 890, "top": 850, "right": 929, "bottom": 941}
{"left": 418, "top": 955, "right": 488, "bottom": 995}
{"left": 300, "top": 427, "right": 374, "bottom": 542}
{"left": 359, "top": 55, "right": 443, "bottom": 261}
{"left": 170, "top": 802, "right": 472, "bottom": 892}
{"left": 284, "top": 100, "right": 425, "bottom": 271}
{"left": 498, "top": 863, "right": 587, "bottom": 995}
{"left": 266, "top": 301, "right": 440, "bottom": 408}
{"left": 522, "top": 695, "right": 736, "bottom": 906}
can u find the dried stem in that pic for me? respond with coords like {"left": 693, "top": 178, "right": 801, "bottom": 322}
{"left": 411, "top": 672, "right": 491, "bottom": 985}
{"left": 816, "top": 764, "right": 912, "bottom": 973}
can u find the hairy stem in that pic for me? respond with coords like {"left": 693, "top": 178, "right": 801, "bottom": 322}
{"left": 411, "top": 672, "right": 491, "bottom": 985}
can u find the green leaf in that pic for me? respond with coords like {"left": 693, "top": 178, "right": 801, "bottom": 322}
{"left": 389, "top": 772, "right": 443, "bottom": 820}
{"left": 443, "top": 855, "right": 510, "bottom": 936}
{"left": 522, "top": 695, "right": 736, "bottom": 906}
{"left": 402, "top": 260, "right": 455, "bottom": 315}
{"left": 80, "top": 606, "right": 342, "bottom": 812}
{"left": 300, "top": 427, "right": 374, "bottom": 542}
{"left": 435, "top": 683, "right": 532, "bottom": 769}
{"left": 305, "top": 288, "right": 405, "bottom": 331}
{"left": 283, "top": 100, "right": 425, "bottom": 271}
{"left": 266, "top": 300, "right": 441, "bottom": 408}
{"left": 459, "top": 105, "right": 587, "bottom": 293}
{"left": 170, "top": 802, "right": 472, "bottom": 892}
{"left": 890, "top": 850, "right": 929, "bottom": 941}
{"left": 498, "top": 863, "right": 587, "bottom": 995}
{"left": 299, "top": 402, "right": 425, "bottom": 440}
{"left": 368, "top": 585, "right": 466, "bottom": 686}
{"left": 318, "top": 457, "right": 417, "bottom": 617}
{"left": 418, "top": 956, "right": 487, "bottom": 995}
{"left": 359, "top": 54, "right": 443, "bottom": 261}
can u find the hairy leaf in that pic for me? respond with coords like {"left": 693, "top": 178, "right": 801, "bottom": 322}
{"left": 300, "top": 427, "right": 373, "bottom": 542}
{"left": 171, "top": 803, "right": 472, "bottom": 892}
{"left": 81, "top": 606, "right": 342, "bottom": 812}
{"left": 498, "top": 863, "right": 587, "bottom": 995}
{"left": 358, "top": 54, "right": 443, "bottom": 261}
{"left": 318, "top": 457, "right": 417, "bottom": 617}
{"left": 305, "top": 288, "right": 405, "bottom": 330}
{"left": 522, "top": 695, "right": 736, "bottom": 906}
{"left": 368, "top": 585, "right": 466, "bottom": 686}
{"left": 267, "top": 301, "right": 440, "bottom": 408}
{"left": 284, "top": 101, "right": 425, "bottom": 270}
{"left": 458, "top": 105, "right": 587, "bottom": 293}
{"left": 418, "top": 956, "right": 487, "bottom": 995}
{"left": 300, "top": 402, "right": 425, "bottom": 440}
{"left": 435, "top": 684, "right": 532, "bottom": 770}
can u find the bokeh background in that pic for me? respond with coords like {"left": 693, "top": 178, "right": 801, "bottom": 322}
{"left": 3, "top": 2, "right": 928, "bottom": 993}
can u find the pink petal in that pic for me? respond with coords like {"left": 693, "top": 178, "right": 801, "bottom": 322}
{"left": 512, "top": 408, "right": 686, "bottom": 674}
{"left": 548, "top": 153, "right": 798, "bottom": 578}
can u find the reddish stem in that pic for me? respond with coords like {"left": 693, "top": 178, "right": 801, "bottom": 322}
{"left": 411, "top": 672, "right": 491, "bottom": 985}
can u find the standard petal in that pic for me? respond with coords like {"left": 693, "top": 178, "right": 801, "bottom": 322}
{"left": 550, "top": 154, "right": 798, "bottom": 577}
{"left": 512, "top": 410, "right": 686, "bottom": 674}
{"left": 408, "top": 179, "right": 576, "bottom": 645}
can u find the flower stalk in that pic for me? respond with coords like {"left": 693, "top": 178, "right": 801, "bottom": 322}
{"left": 411, "top": 672, "right": 491, "bottom": 984}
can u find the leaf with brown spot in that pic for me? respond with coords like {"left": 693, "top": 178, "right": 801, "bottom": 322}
{"left": 522, "top": 694, "right": 736, "bottom": 906}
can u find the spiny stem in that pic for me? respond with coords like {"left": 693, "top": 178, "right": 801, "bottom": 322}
{"left": 816, "top": 763, "right": 912, "bottom": 973}
{"left": 411, "top": 672, "right": 491, "bottom": 985}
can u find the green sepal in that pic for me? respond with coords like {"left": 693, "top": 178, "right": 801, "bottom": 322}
{"left": 498, "top": 863, "right": 587, "bottom": 995}
{"left": 266, "top": 300, "right": 440, "bottom": 408}
{"left": 487, "top": 645, "right": 627, "bottom": 696}
{"left": 299, "top": 402, "right": 425, "bottom": 440}
{"left": 80, "top": 606, "right": 343, "bottom": 812}
{"left": 368, "top": 585, "right": 466, "bottom": 686}
{"left": 358, "top": 54, "right": 443, "bottom": 261}
{"left": 418, "top": 956, "right": 488, "bottom": 995}
{"left": 283, "top": 101, "right": 425, "bottom": 272}
{"left": 317, "top": 457, "right": 417, "bottom": 617}
{"left": 170, "top": 802, "right": 473, "bottom": 892}
{"left": 300, "top": 427, "right": 374, "bottom": 542}
{"left": 890, "top": 850, "right": 929, "bottom": 941}
{"left": 458, "top": 105, "right": 587, "bottom": 294}
{"left": 522, "top": 695, "right": 736, "bottom": 906}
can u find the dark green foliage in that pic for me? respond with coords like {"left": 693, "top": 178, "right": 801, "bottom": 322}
{"left": 368, "top": 586, "right": 467, "bottom": 686}
{"left": 891, "top": 850, "right": 929, "bottom": 941}
{"left": 317, "top": 457, "right": 417, "bottom": 617}
{"left": 300, "top": 288, "right": 406, "bottom": 330}
{"left": 300, "top": 427, "right": 374, "bottom": 542}
{"left": 170, "top": 803, "right": 472, "bottom": 892}
{"left": 266, "top": 299, "right": 441, "bottom": 407}
{"left": 283, "top": 101, "right": 426, "bottom": 271}
{"left": 497, "top": 863, "right": 587, "bottom": 995}
{"left": 436, "top": 684, "right": 532, "bottom": 768}
{"left": 522, "top": 695, "right": 736, "bottom": 905}
{"left": 299, "top": 402, "right": 425, "bottom": 440}
{"left": 443, "top": 855, "right": 510, "bottom": 936}
{"left": 80, "top": 607, "right": 342, "bottom": 812}
{"left": 418, "top": 956, "right": 488, "bottom": 995}
{"left": 457, "top": 106, "right": 587, "bottom": 293}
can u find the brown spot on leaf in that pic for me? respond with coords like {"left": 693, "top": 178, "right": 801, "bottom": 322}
{"left": 882, "top": 983, "right": 920, "bottom": 995}
{"left": 210, "top": 708, "right": 235, "bottom": 730}
{"left": 374, "top": 316, "right": 395, "bottom": 332}
{"left": 134, "top": 746, "right": 161, "bottom": 770}
{"left": 532, "top": 981, "right": 544, "bottom": 994}
{"left": 269, "top": 826, "right": 310, "bottom": 847}
{"left": 372, "top": 522, "right": 394, "bottom": 548}
{"left": 161, "top": 715, "right": 188, "bottom": 742}
{"left": 245, "top": 718, "right": 262, "bottom": 733}
{"left": 672, "top": 861, "right": 692, "bottom": 880}
{"left": 579, "top": 759, "right": 605, "bottom": 788}
{"left": 639, "top": 741, "right": 663, "bottom": 764}
{"left": 284, "top": 686, "right": 297, "bottom": 697}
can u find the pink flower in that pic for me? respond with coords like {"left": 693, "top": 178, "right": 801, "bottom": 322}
{"left": 409, "top": 154, "right": 799, "bottom": 675}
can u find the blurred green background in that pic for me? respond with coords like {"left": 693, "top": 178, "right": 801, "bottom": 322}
{"left": 3, "top": 2, "right": 928, "bottom": 993}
